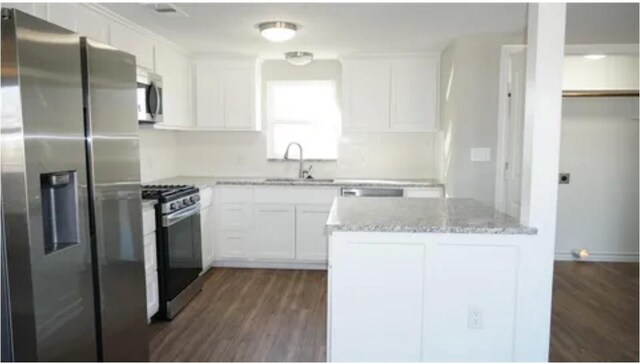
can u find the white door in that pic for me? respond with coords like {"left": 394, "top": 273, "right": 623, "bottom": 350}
{"left": 342, "top": 59, "right": 391, "bottom": 132}
{"left": 195, "top": 61, "right": 225, "bottom": 129}
{"left": 390, "top": 57, "right": 438, "bottom": 132}
{"left": 496, "top": 48, "right": 527, "bottom": 218}
{"left": 295, "top": 204, "right": 331, "bottom": 261}
{"left": 223, "top": 66, "right": 254, "bottom": 130}
{"left": 252, "top": 204, "right": 295, "bottom": 259}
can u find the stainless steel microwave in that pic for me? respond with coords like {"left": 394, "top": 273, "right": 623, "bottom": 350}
{"left": 137, "top": 68, "right": 163, "bottom": 123}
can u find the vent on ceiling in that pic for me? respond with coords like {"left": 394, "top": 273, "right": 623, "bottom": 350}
{"left": 148, "top": 3, "right": 189, "bottom": 17}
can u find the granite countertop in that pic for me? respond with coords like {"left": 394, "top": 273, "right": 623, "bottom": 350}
{"left": 326, "top": 197, "right": 537, "bottom": 235}
{"left": 146, "top": 176, "right": 444, "bottom": 189}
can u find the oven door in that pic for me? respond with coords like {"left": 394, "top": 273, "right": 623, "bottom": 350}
{"left": 162, "top": 204, "right": 202, "bottom": 300}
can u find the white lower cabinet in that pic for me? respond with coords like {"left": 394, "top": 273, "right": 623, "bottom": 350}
{"left": 296, "top": 204, "right": 332, "bottom": 261}
{"left": 200, "top": 205, "right": 215, "bottom": 270}
{"left": 252, "top": 204, "right": 296, "bottom": 259}
{"left": 214, "top": 186, "right": 337, "bottom": 268}
{"left": 142, "top": 207, "right": 159, "bottom": 321}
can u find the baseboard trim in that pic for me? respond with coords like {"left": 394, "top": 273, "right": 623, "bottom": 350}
{"left": 211, "top": 259, "right": 328, "bottom": 270}
{"left": 555, "top": 251, "right": 639, "bottom": 262}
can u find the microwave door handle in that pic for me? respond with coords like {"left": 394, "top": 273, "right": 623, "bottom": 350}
{"left": 155, "top": 86, "right": 161, "bottom": 117}
{"left": 148, "top": 83, "right": 157, "bottom": 118}
{"left": 163, "top": 203, "right": 200, "bottom": 227}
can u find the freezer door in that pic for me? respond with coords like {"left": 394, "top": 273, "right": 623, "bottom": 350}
{"left": 1, "top": 9, "right": 97, "bottom": 361}
{"left": 81, "top": 37, "right": 149, "bottom": 361}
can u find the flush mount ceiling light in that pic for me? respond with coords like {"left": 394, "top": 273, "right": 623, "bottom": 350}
{"left": 259, "top": 21, "right": 297, "bottom": 42}
{"left": 584, "top": 54, "right": 606, "bottom": 60}
{"left": 285, "top": 51, "right": 314, "bottom": 66}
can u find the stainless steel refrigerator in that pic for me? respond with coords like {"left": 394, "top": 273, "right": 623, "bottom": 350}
{"left": 1, "top": 9, "right": 148, "bottom": 361}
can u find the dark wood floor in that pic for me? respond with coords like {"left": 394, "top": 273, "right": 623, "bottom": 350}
{"left": 149, "top": 262, "right": 638, "bottom": 362}
{"left": 550, "top": 262, "right": 639, "bottom": 362}
{"left": 149, "top": 268, "right": 327, "bottom": 362}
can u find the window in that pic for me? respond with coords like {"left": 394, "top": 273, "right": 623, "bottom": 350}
{"left": 266, "top": 80, "right": 341, "bottom": 160}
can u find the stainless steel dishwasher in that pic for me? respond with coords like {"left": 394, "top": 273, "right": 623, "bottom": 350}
{"left": 341, "top": 187, "right": 404, "bottom": 197}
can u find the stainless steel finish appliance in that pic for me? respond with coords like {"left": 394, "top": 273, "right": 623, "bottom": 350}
{"left": 142, "top": 185, "right": 203, "bottom": 319}
{"left": 1, "top": 9, "right": 148, "bottom": 361}
{"left": 341, "top": 187, "right": 404, "bottom": 197}
{"left": 137, "top": 68, "right": 163, "bottom": 124}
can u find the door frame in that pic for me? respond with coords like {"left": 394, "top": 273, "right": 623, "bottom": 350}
{"left": 494, "top": 45, "right": 526, "bottom": 214}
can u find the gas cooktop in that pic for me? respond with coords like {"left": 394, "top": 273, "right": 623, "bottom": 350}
{"left": 142, "top": 184, "right": 199, "bottom": 202}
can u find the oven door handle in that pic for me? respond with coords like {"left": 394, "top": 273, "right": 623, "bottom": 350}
{"left": 163, "top": 203, "right": 201, "bottom": 227}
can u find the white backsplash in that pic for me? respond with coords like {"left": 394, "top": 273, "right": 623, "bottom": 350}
{"left": 171, "top": 130, "right": 444, "bottom": 180}
{"left": 138, "top": 127, "right": 179, "bottom": 182}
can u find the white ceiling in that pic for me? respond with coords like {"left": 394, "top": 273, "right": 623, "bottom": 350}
{"left": 102, "top": 3, "right": 639, "bottom": 59}
{"left": 101, "top": 3, "right": 528, "bottom": 58}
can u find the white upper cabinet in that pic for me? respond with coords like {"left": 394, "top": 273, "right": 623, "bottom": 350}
{"left": 342, "top": 55, "right": 439, "bottom": 133}
{"left": 390, "top": 57, "right": 439, "bottom": 131}
{"left": 47, "top": 4, "right": 109, "bottom": 44}
{"left": 4, "top": 3, "right": 47, "bottom": 19}
{"left": 155, "top": 45, "right": 192, "bottom": 128}
{"left": 194, "top": 59, "right": 258, "bottom": 131}
{"left": 109, "top": 21, "right": 154, "bottom": 71}
{"left": 342, "top": 59, "right": 391, "bottom": 132}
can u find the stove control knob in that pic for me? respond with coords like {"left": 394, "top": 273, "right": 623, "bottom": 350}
{"left": 190, "top": 196, "right": 197, "bottom": 203}
{"left": 170, "top": 202, "right": 177, "bottom": 210}
{"left": 183, "top": 198, "right": 191, "bottom": 206}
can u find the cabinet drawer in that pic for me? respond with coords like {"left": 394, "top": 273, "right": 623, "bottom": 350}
{"left": 144, "top": 233, "right": 157, "bottom": 273}
{"left": 219, "top": 187, "right": 253, "bottom": 203}
{"left": 219, "top": 204, "right": 252, "bottom": 230}
{"left": 200, "top": 187, "right": 214, "bottom": 208}
{"left": 218, "top": 232, "right": 246, "bottom": 258}
{"left": 254, "top": 187, "right": 338, "bottom": 205}
{"left": 143, "top": 208, "right": 156, "bottom": 235}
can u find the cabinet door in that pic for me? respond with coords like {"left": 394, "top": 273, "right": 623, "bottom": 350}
{"left": 252, "top": 204, "right": 295, "bottom": 259}
{"left": 223, "top": 66, "right": 255, "bottom": 130}
{"left": 330, "top": 241, "right": 425, "bottom": 361}
{"left": 156, "top": 45, "right": 192, "bottom": 128}
{"left": 296, "top": 204, "right": 331, "bottom": 261}
{"left": 109, "top": 21, "right": 154, "bottom": 70}
{"left": 75, "top": 5, "right": 110, "bottom": 44}
{"left": 47, "top": 3, "right": 77, "bottom": 32}
{"left": 200, "top": 206, "right": 215, "bottom": 269}
{"left": 342, "top": 59, "right": 391, "bottom": 132}
{"left": 216, "top": 203, "right": 251, "bottom": 259}
{"left": 4, "top": 3, "right": 47, "bottom": 18}
{"left": 390, "top": 57, "right": 438, "bottom": 132}
{"left": 194, "top": 60, "right": 225, "bottom": 129}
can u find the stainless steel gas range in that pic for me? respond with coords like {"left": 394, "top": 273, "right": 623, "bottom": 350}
{"left": 142, "top": 185, "right": 203, "bottom": 320}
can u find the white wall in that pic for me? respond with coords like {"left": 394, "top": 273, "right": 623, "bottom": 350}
{"left": 440, "top": 34, "right": 525, "bottom": 205}
{"left": 138, "top": 128, "right": 178, "bottom": 182}
{"left": 556, "top": 97, "right": 639, "bottom": 261}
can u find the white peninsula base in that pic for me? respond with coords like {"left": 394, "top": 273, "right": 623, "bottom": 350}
{"left": 327, "top": 231, "right": 544, "bottom": 362}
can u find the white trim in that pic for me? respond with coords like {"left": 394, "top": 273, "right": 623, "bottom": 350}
{"left": 564, "top": 43, "right": 639, "bottom": 55}
{"left": 81, "top": 3, "right": 190, "bottom": 57}
{"left": 494, "top": 45, "right": 527, "bottom": 214}
{"left": 555, "top": 251, "right": 640, "bottom": 262}
{"left": 212, "top": 259, "right": 327, "bottom": 270}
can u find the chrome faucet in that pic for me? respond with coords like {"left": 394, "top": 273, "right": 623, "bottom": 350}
{"left": 284, "top": 142, "right": 305, "bottom": 179}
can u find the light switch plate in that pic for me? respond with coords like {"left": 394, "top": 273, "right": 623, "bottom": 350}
{"left": 470, "top": 148, "right": 491, "bottom": 162}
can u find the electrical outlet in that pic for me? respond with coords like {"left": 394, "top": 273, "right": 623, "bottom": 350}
{"left": 467, "top": 306, "right": 484, "bottom": 329}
